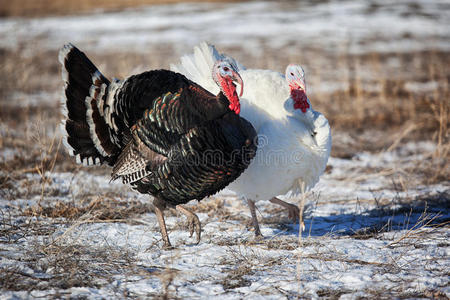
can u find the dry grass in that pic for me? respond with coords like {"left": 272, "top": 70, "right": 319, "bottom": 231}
{"left": 24, "top": 196, "right": 152, "bottom": 221}
{"left": 347, "top": 190, "right": 450, "bottom": 240}
{"left": 0, "top": 240, "right": 137, "bottom": 292}
{"left": 1, "top": 46, "right": 448, "bottom": 156}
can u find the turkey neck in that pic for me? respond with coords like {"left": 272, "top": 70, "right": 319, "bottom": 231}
{"left": 185, "top": 85, "right": 236, "bottom": 120}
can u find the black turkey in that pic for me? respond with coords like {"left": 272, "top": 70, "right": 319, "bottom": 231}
{"left": 59, "top": 43, "right": 257, "bottom": 248}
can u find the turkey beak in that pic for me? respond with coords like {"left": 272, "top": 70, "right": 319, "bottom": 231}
{"left": 291, "top": 79, "right": 306, "bottom": 92}
{"left": 298, "top": 78, "right": 306, "bottom": 92}
{"left": 289, "top": 78, "right": 306, "bottom": 93}
{"left": 231, "top": 71, "right": 244, "bottom": 97}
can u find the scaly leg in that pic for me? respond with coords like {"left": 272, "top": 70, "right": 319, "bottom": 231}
{"left": 269, "top": 197, "right": 305, "bottom": 231}
{"left": 175, "top": 205, "right": 201, "bottom": 244}
{"left": 247, "top": 199, "right": 262, "bottom": 237}
{"left": 269, "top": 197, "right": 300, "bottom": 221}
{"left": 153, "top": 198, "right": 172, "bottom": 249}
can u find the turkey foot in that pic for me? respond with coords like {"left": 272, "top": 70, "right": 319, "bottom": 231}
{"left": 247, "top": 199, "right": 262, "bottom": 237}
{"left": 269, "top": 197, "right": 300, "bottom": 222}
{"left": 176, "top": 205, "right": 201, "bottom": 244}
{"left": 153, "top": 198, "right": 173, "bottom": 249}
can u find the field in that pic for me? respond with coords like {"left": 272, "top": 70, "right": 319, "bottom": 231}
{"left": 0, "top": 0, "right": 449, "bottom": 298}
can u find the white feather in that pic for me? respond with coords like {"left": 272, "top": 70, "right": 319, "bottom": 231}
{"left": 58, "top": 43, "right": 74, "bottom": 83}
{"left": 60, "top": 121, "right": 75, "bottom": 156}
{"left": 172, "top": 42, "right": 332, "bottom": 204}
{"left": 98, "top": 83, "right": 107, "bottom": 117}
{"left": 91, "top": 70, "right": 102, "bottom": 83}
{"left": 59, "top": 44, "right": 74, "bottom": 157}
{"left": 171, "top": 42, "right": 219, "bottom": 94}
{"left": 82, "top": 157, "right": 89, "bottom": 166}
{"left": 104, "top": 79, "right": 122, "bottom": 132}
{"left": 194, "top": 45, "right": 213, "bottom": 81}
{"left": 228, "top": 114, "right": 331, "bottom": 200}
{"left": 85, "top": 94, "right": 109, "bottom": 157}
{"left": 60, "top": 86, "right": 69, "bottom": 119}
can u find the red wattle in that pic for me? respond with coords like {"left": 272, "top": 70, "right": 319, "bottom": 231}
{"left": 222, "top": 78, "right": 241, "bottom": 115}
{"left": 291, "top": 89, "right": 309, "bottom": 113}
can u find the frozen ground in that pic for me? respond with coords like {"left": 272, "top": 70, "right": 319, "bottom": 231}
{"left": 1, "top": 141, "right": 449, "bottom": 299}
{"left": 0, "top": 0, "right": 449, "bottom": 298}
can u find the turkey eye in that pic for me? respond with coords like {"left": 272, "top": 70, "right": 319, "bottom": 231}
{"left": 290, "top": 72, "right": 294, "bottom": 76}
{"left": 223, "top": 67, "right": 230, "bottom": 71}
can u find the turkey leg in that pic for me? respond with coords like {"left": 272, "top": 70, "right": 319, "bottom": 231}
{"left": 269, "top": 197, "right": 305, "bottom": 231}
{"left": 247, "top": 199, "right": 262, "bottom": 237}
{"left": 153, "top": 198, "right": 172, "bottom": 249}
{"left": 175, "top": 205, "right": 201, "bottom": 244}
{"left": 269, "top": 197, "right": 300, "bottom": 221}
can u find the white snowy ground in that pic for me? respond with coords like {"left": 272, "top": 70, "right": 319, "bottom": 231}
{"left": 1, "top": 141, "right": 449, "bottom": 298}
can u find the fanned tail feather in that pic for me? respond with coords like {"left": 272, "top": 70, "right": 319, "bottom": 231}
{"left": 59, "top": 43, "right": 119, "bottom": 166}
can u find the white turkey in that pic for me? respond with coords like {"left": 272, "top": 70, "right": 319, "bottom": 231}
{"left": 171, "top": 43, "right": 331, "bottom": 236}
{"left": 59, "top": 43, "right": 257, "bottom": 247}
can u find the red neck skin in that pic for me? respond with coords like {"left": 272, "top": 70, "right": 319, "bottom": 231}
{"left": 220, "top": 77, "right": 241, "bottom": 115}
{"left": 290, "top": 86, "right": 310, "bottom": 113}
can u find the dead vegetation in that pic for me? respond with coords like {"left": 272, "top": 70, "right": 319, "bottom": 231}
{"left": 0, "top": 240, "right": 137, "bottom": 292}
{"left": 347, "top": 190, "right": 450, "bottom": 240}
{"left": 24, "top": 196, "right": 152, "bottom": 221}
{"left": 1, "top": 46, "right": 448, "bottom": 159}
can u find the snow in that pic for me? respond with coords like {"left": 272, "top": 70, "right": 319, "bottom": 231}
{"left": 0, "top": 0, "right": 449, "bottom": 54}
{"left": 1, "top": 141, "right": 449, "bottom": 298}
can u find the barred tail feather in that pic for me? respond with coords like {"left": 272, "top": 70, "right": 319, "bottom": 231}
{"left": 59, "top": 43, "right": 119, "bottom": 166}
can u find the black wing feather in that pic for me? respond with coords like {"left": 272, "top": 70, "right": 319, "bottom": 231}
{"left": 60, "top": 43, "right": 257, "bottom": 207}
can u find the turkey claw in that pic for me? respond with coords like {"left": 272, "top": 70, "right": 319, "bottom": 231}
{"left": 187, "top": 213, "right": 201, "bottom": 243}
{"left": 176, "top": 205, "right": 202, "bottom": 244}
{"left": 287, "top": 203, "right": 300, "bottom": 222}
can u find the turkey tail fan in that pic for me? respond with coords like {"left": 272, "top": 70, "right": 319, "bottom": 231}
{"left": 59, "top": 43, "right": 119, "bottom": 166}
